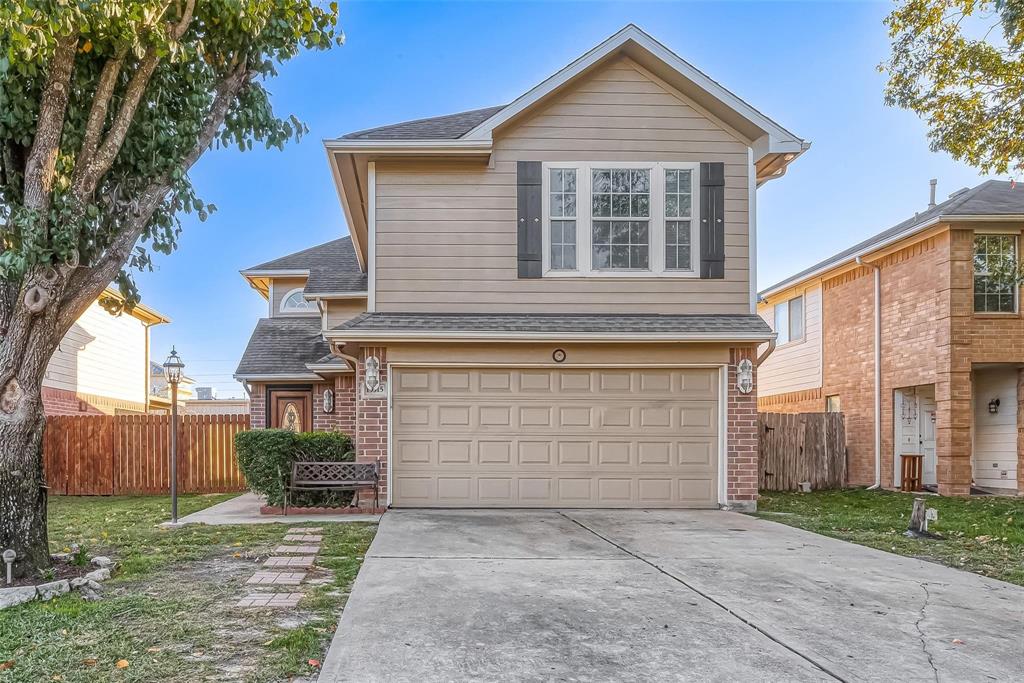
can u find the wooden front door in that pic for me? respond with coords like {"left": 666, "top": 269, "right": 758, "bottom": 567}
{"left": 269, "top": 389, "right": 312, "bottom": 432}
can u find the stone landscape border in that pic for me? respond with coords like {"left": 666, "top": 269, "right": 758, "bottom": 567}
{"left": 0, "top": 555, "right": 114, "bottom": 610}
{"left": 259, "top": 505, "right": 387, "bottom": 515}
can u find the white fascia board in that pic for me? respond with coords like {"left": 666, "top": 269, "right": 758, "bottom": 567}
{"left": 233, "top": 373, "right": 324, "bottom": 382}
{"left": 754, "top": 213, "right": 1024, "bottom": 299}
{"left": 325, "top": 146, "right": 366, "bottom": 272}
{"left": 305, "top": 363, "right": 353, "bottom": 373}
{"left": 239, "top": 269, "right": 310, "bottom": 278}
{"left": 322, "top": 139, "right": 492, "bottom": 154}
{"left": 305, "top": 291, "right": 369, "bottom": 300}
{"left": 324, "top": 330, "right": 775, "bottom": 344}
{"left": 462, "top": 24, "right": 805, "bottom": 157}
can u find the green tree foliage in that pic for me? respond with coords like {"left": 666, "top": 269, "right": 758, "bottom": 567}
{"left": 0, "top": 0, "right": 343, "bottom": 310}
{"left": 883, "top": 0, "right": 1024, "bottom": 175}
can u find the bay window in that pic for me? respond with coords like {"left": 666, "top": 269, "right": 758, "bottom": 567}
{"left": 542, "top": 162, "right": 699, "bottom": 277}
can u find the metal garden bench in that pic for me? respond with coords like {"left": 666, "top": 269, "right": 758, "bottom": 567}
{"left": 282, "top": 460, "right": 380, "bottom": 515}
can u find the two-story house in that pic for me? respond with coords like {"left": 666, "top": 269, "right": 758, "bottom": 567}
{"left": 758, "top": 180, "right": 1024, "bottom": 497}
{"left": 236, "top": 25, "right": 807, "bottom": 510}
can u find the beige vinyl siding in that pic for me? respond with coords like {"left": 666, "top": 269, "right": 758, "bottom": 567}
{"left": 972, "top": 368, "right": 1018, "bottom": 491}
{"left": 270, "top": 277, "right": 316, "bottom": 317}
{"left": 374, "top": 56, "right": 752, "bottom": 314}
{"left": 43, "top": 301, "right": 148, "bottom": 405}
{"left": 324, "top": 298, "right": 367, "bottom": 328}
{"left": 757, "top": 286, "right": 823, "bottom": 397}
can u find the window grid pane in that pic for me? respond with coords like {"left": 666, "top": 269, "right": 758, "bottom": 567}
{"left": 549, "top": 169, "right": 577, "bottom": 271}
{"left": 665, "top": 220, "right": 692, "bottom": 270}
{"left": 774, "top": 302, "right": 790, "bottom": 345}
{"left": 973, "top": 235, "right": 1017, "bottom": 313}
{"left": 591, "top": 168, "right": 650, "bottom": 270}
{"left": 788, "top": 296, "right": 804, "bottom": 341}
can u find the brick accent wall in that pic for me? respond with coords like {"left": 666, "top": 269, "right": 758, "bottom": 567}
{"left": 355, "top": 346, "right": 389, "bottom": 505}
{"left": 41, "top": 386, "right": 145, "bottom": 416}
{"left": 757, "top": 387, "right": 823, "bottom": 413}
{"left": 727, "top": 347, "right": 758, "bottom": 510}
{"left": 248, "top": 384, "right": 266, "bottom": 429}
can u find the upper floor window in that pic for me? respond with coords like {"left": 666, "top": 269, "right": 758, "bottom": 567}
{"left": 280, "top": 288, "right": 314, "bottom": 313}
{"left": 973, "top": 234, "right": 1018, "bottom": 313}
{"left": 542, "top": 162, "right": 698, "bottom": 277}
{"left": 774, "top": 295, "right": 804, "bottom": 344}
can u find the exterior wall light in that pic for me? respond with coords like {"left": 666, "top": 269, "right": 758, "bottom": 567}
{"left": 736, "top": 359, "right": 754, "bottom": 395}
{"left": 989, "top": 398, "right": 1000, "bottom": 414}
{"left": 364, "top": 356, "right": 385, "bottom": 395}
{"left": 323, "top": 388, "right": 335, "bottom": 414}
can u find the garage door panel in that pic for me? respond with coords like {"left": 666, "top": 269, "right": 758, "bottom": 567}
{"left": 392, "top": 367, "right": 720, "bottom": 508}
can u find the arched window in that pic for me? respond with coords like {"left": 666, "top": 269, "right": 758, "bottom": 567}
{"left": 280, "top": 288, "right": 314, "bottom": 313}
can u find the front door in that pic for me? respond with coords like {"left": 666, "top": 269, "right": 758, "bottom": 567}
{"left": 919, "top": 389, "right": 937, "bottom": 486}
{"left": 269, "top": 389, "right": 312, "bottom": 432}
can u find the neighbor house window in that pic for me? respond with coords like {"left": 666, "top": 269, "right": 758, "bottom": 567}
{"left": 826, "top": 395, "right": 841, "bottom": 413}
{"left": 973, "top": 234, "right": 1018, "bottom": 313}
{"left": 549, "top": 168, "right": 577, "bottom": 270}
{"left": 280, "top": 288, "right": 314, "bottom": 313}
{"left": 773, "top": 295, "right": 804, "bottom": 344}
{"left": 542, "top": 162, "right": 699, "bottom": 277}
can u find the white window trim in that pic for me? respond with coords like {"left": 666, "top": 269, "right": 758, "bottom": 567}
{"left": 773, "top": 294, "right": 805, "bottom": 347}
{"left": 279, "top": 287, "right": 315, "bottom": 314}
{"left": 541, "top": 161, "right": 700, "bottom": 278}
{"left": 973, "top": 233, "right": 1020, "bottom": 314}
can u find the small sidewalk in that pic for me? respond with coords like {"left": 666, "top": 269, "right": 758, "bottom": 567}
{"left": 177, "top": 492, "right": 384, "bottom": 525}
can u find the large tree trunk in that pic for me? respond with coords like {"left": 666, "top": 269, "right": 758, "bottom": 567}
{"left": 0, "top": 380, "right": 50, "bottom": 579}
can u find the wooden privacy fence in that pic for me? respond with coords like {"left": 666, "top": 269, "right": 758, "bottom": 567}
{"left": 44, "top": 414, "right": 250, "bottom": 496}
{"left": 758, "top": 412, "right": 847, "bottom": 492}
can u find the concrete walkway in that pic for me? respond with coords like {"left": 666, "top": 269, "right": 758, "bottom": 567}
{"left": 176, "top": 492, "right": 382, "bottom": 525}
{"left": 319, "top": 509, "right": 1024, "bottom": 682}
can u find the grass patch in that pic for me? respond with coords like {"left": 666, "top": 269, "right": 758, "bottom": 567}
{"left": 757, "top": 489, "right": 1024, "bottom": 585}
{"left": 1, "top": 495, "right": 376, "bottom": 682}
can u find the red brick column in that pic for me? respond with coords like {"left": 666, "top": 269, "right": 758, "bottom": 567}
{"left": 248, "top": 384, "right": 266, "bottom": 429}
{"left": 355, "top": 346, "right": 389, "bottom": 507}
{"left": 727, "top": 347, "right": 758, "bottom": 511}
{"left": 335, "top": 374, "right": 357, "bottom": 437}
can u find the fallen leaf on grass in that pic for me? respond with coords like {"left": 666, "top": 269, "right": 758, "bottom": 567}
{"left": 308, "top": 659, "right": 321, "bottom": 668}
{"left": 82, "top": 659, "right": 97, "bottom": 667}
{"left": 0, "top": 662, "right": 13, "bottom": 671}
{"left": 52, "top": 675, "right": 62, "bottom": 681}
{"left": 145, "top": 647, "right": 161, "bottom": 653}
{"left": 115, "top": 659, "right": 129, "bottom": 669}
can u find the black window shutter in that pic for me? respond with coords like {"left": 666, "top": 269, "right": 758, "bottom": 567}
{"left": 699, "top": 162, "right": 725, "bottom": 279}
{"left": 517, "top": 161, "right": 542, "bottom": 278}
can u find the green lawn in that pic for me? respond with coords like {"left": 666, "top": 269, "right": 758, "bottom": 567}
{"left": 757, "top": 489, "right": 1024, "bottom": 586}
{"left": 0, "top": 495, "right": 376, "bottom": 683}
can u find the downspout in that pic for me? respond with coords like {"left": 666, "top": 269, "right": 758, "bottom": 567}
{"left": 856, "top": 256, "right": 882, "bottom": 489}
{"left": 755, "top": 337, "right": 777, "bottom": 368}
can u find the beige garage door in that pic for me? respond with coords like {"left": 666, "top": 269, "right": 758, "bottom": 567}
{"left": 391, "top": 367, "right": 720, "bottom": 508}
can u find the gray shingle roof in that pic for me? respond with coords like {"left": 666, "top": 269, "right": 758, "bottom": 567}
{"left": 235, "top": 318, "right": 331, "bottom": 377}
{"left": 761, "top": 180, "right": 1024, "bottom": 295}
{"left": 338, "top": 105, "right": 505, "bottom": 141}
{"left": 245, "top": 236, "right": 366, "bottom": 294}
{"left": 332, "top": 312, "right": 771, "bottom": 336}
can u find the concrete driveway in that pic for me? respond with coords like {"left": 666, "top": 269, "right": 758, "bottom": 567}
{"left": 319, "top": 510, "right": 1024, "bottom": 682}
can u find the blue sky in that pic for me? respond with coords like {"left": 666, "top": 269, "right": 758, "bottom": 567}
{"left": 137, "top": 0, "right": 995, "bottom": 397}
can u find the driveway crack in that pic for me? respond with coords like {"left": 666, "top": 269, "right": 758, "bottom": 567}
{"left": 915, "top": 582, "right": 940, "bottom": 683}
{"left": 558, "top": 511, "right": 847, "bottom": 683}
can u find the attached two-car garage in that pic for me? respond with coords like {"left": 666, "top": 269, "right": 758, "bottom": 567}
{"left": 390, "top": 366, "right": 722, "bottom": 508}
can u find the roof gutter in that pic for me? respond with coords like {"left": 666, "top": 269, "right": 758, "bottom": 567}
{"left": 323, "top": 330, "right": 775, "bottom": 344}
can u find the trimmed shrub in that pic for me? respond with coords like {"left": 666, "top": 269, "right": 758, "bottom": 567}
{"left": 235, "top": 429, "right": 355, "bottom": 507}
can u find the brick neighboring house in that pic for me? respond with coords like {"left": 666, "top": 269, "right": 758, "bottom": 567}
{"left": 235, "top": 25, "right": 808, "bottom": 511}
{"left": 757, "top": 180, "right": 1024, "bottom": 496}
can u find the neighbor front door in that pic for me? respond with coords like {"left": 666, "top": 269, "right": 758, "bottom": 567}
{"left": 269, "top": 389, "right": 312, "bottom": 432}
{"left": 919, "top": 391, "right": 937, "bottom": 486}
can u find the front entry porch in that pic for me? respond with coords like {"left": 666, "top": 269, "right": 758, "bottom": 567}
{"left": 893, "top": 366, "right": 1022, "bottom": 496}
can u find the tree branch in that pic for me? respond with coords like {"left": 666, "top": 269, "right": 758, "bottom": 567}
{"left": 72, "top": 51, "right": 126, "bottom": 181}
{"left": 22, "top": 33, "right": 78, "bottom": 213}
{"left": 58, "top": 59, "right": 250, "bottom": 331}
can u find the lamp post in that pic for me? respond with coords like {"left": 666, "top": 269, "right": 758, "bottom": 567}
{"left": 163, "top": 347, "right": 185, "bottom": 524}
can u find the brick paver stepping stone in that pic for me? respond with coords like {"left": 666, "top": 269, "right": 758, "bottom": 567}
{"left": 287, "top": 527, "right": 322, "bottom": 533}
{"left": 235, "top": 592, "right": 303, "bottom": 608}
{"left": 274, "top": 545, "right": 320, "bottom": 554}
{"left": 283, "top": 534, "right": 322, "bottom": 542}
{"left": 246, "top": 571, "right": 306, "bottom": 586}
{"left": 263, "top": 555, "right": 315, "bottom": 568}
